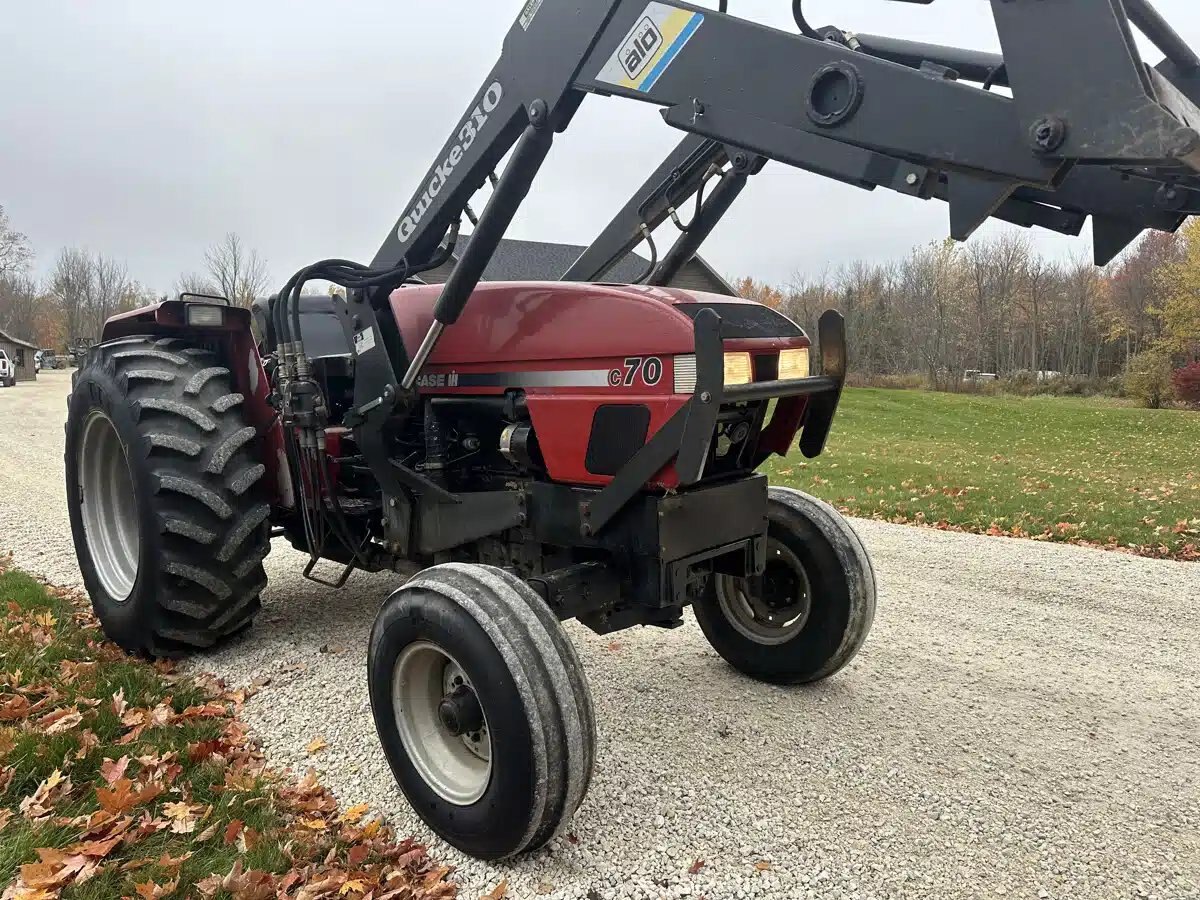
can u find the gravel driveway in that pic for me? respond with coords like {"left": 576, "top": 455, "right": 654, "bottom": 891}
{"left": 2, "top": 371, "right": 1197, "bottom": 900}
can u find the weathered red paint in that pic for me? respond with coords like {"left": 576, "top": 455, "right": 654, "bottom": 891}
{"left": 388, "top": 282, "right": 806, "bottom": 365}
{"left": 389, "top": 282, "right": 811, "bottom": 487}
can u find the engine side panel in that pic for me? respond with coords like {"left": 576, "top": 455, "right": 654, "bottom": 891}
{"left": 389, "top": 281, "right": 812, "bottom": 488}
{"left": 529, "top": 393, "right": 685, "bottom": 488}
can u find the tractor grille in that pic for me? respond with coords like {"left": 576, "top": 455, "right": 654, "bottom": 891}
{"left": 673, "top": 355, "right": 697, "bottom": 394}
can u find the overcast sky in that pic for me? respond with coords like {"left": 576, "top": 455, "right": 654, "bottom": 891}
{"left": 3, "top": 0, "right": 1199, "bottom": 294}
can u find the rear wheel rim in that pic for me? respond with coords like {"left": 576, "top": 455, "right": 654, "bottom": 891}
{"left": 716, "top": 537, "right": 812, "bottom": 645}
{"left": 79, "top": 410, "right": 140, "bottom": 602}
{"left": 392, "top": 641, "right": 492, "bottom": 806}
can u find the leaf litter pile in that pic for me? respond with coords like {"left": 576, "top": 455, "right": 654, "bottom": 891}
{"left": 0, "top": 560, "right": 461, "bottom": 900}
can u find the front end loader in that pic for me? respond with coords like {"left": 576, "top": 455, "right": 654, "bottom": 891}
{"left": 65, "top": 0, "right": 1200, "bottom": 859}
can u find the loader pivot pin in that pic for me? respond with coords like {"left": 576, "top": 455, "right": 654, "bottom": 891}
{"left": 1030, "top": 116, "right": 1067, "bottom": 154}
{"left": 807, "top": 62, "right": 864, "bottom": 127}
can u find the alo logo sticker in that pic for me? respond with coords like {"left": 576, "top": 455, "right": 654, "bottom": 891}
{"left": 621, "top": 17, "right": 663, "bottom": 79}
{"left": 595, "top": 3, "right": 704, "bottom": 93}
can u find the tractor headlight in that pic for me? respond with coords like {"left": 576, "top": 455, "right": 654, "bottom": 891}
{"left": 185, "top": 304, "right": 225, "bottom": 328}
{"left": 722, "top": 352, "right": 753, "bottom": 386}
{"left": 672, "top": 352, "right": 759, "bottom": 392}
{"left": 778, "top": 348, "right": 811, "bottom": 381}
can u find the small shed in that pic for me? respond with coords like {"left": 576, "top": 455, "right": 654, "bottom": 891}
{"left": 0, "top": 326, "right": 38, "bottom": 383}
{"left": 420, "top": 236, "right": 735, "bottom": 295}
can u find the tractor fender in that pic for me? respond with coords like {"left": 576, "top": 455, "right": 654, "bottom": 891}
{"left": 98, "top": 300, "right": 287, "bottom": 507}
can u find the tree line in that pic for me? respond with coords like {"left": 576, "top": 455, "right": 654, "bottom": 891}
{"left": 0, "top": 205, "right": 268, "bottom": 351}
{"left": 4, "top": 197, "right": 1198, "bottom": 402}
{"left": 736, "top": 221, "right": 1200, "bottom": 398}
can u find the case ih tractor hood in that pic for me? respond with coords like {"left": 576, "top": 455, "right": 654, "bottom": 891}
{"left": 387, "top": 280, "right": 840, "bottom": 506}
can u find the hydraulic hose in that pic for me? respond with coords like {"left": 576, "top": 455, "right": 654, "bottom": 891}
{"left": 792, "top": 0, "right": 821, "bottom": 40}
{"left": 793, "top": 0, "right": 936, "bottom": 43}
{"left": 266, "top": 219, "right": 462, "bottom": 570}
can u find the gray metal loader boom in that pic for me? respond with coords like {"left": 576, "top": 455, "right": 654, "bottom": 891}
{"left": 351, "top": 0, "right": 1200, "bottom": 404}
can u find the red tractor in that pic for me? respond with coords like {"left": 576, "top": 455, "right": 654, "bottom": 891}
{"left": 65, "top": 0, "right": 1199, "bottom": 859}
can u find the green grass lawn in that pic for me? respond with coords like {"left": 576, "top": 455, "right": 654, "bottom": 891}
{"left": 763, "top": 389, "right": 1200, "bottom": 560}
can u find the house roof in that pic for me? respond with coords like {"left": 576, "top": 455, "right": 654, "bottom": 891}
{"left": 446, "top": 236, "right": 734, "bottom": 293}
{"left": 0, "top": 326, "right": 38, "bottom": 351}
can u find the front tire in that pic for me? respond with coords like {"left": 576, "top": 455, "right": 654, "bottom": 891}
{"left": 693, "top": 487, "right": 876, "bottom": 684}
{"left": 65, "top": 336, "right": 271, "bottom": 657}
{"left": 368, "top": 563, "right": 595, "bottom": 860}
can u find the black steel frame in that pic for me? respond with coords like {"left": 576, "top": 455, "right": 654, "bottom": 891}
{"left": 584, "top": 307, "right": 845, "bottom": 534}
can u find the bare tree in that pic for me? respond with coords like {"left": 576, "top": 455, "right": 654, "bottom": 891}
{"left": 51, "top": 248, "right": 93, "bottom": 343}
{"left": 203, "top": 233, "right": 269, "bottom": 307}
{"left": 720, "top": 227, "right": 1195, "bottom": 387}
{"left": 50, "top": 248, "right": 133, "bottom": 342}
{"left": 0, "top": 274, "right": 41, "bottom": 341}
{"left": 783, "top": 268, "right": 837, "bottom": 337}
{"left": 1018, "top": 256, "right": 1057, "bottom": 374}
{"left": 91, "top": 255, "right": 131, "bottom": 335}
{"left": 174, "top": 272, "right": 220, "bottom": 298}
{"left": 120, "top": 280, "right": 159, "bottom": 312}
{"left": 1103, "top": 231, "right": 1182, "bottom": 364}
{"left": 1061, "top": 256, "right": 1105, "bottom": 376}
{"left": 0, "top": 205, "right": 33, "bottom": 278}
{"left": 832, "top": 260, "right": 898, "bottom": 376}
{"left": 899, "top": 240, "right": 968, "bottom": 389}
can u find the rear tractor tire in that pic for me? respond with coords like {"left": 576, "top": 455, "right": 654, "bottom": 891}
{"left": 368, "top": 563, "right": 596, "bottom": 860}
{"left": 65, "top": 336, "right": 271, "bottom": 657}
{"left": 693, "top": 486, "right": 876, "bottom": 684}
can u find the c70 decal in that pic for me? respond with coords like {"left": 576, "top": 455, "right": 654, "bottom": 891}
{"left": 608, "top": 356, "right": 663, "bottom": 387}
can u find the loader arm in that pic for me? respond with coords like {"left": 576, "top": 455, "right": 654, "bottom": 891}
{"left": 357, "top": 0, "right": 1200, "bottom": 396}
{"left": 283, "top": 0, "right": 1200, "bottom": 560}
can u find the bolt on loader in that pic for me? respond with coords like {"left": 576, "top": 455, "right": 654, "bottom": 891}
{"left": 65, "top": 0, "right": 1200, "bottom": 859}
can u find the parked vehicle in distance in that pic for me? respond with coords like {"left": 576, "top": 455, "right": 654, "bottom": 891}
{"left": 38, "top": 349, "right": 67, "bottom": 371}
{"left": 964, "top": 370, "right": 1000, "bottom": 383}
{"left": 0, "top": 350, "right": 15, "bottom": 387}
{"left": 67, "top": 339, "right": 93, "bottom": 368}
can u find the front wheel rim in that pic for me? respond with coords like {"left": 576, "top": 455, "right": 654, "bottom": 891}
{"left": 392, "top": 642, "right": 492, "bottom": 806}
{"left": 716, "top": 537, "right": 812, "bottom": 645}
{"left": 79, "top": 410, "right": 140, "bottom": 602}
